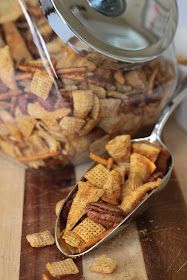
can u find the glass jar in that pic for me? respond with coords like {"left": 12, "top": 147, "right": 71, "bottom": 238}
{"left": 0, "top": 0, "right": 178, "bottom": 168}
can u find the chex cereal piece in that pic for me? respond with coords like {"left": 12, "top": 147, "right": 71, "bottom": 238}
{"left": 65, "top": 182, "right": 104, "bottom": 232}
{"left": 91, "top": 95, "right": 100, "bottom": 120}
{"left": 60, "top": 116, "right": 86, "bottom": 135}
{"left": 30, "top": 70, "right": 53, "bottom": 100}
{"left": 28, "top": 103, "right": 70, "bottom": 120}
{"left": 132, "top": 142, "right": 160, "bottom": 163}
{"left": 3, "top": 22, "right": 32, "bottom": 64}
{"left": 17, "top": 116, "right": 36, "bottom": 138}
{"left": 72, "top": 90, "right": 94, "bottom": 118}
{"left": 84, "top": 164, "right": 110, "bottom": 189}
{"left": 78, "top": 118, "right": 97, "bottom": 137}
{"left": 90, "top": 255, "right": 117, "bottom": 274}
{"left": 105, "top": 135, "right": 131, "bottom": 163}
{"left": 124, "top": 153, "right": 156, "bottom": 196}
{"left": 46, "top": 258, "right": 79, "bottom": 277}
{"left": 0, "top": 0, "right": 22, "bottom": 24}
{"left": 0, "top": 46, "right": 17, "bottom": 90}
{"left": 26, "top": 230, "right": 54, "bottom": 248}
{"left": 73, "top": 218, "right": 105, "bottom": 243}
{"left": 102, "top": 169, "right": 122, "bottom": 205}
{"left": 55, "top": 199, "right": 65, "bottom": 216}
{"left": 64, "top": 231, "right": 85, "bottom": 248}
{"left": 120, "top": 179, "right": 161, "bottom": 214}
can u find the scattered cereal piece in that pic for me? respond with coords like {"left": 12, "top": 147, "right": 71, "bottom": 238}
{"left": 73, "top": 218, "right": 106, "bottom": 243}
{"left": 90, "top": 255, "right": 117, "bottom": 274}
{"left": 26, "top": 230, "right": 55, "bottom": 248}
{"left": 46, "top": 258, "right": 79, "bottom": 277}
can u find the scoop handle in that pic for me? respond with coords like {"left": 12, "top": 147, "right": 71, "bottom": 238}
{"left": 150, "top": 81, "right": 187, "bottom": 140}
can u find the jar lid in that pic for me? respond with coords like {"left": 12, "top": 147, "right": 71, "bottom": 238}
{"left": 40, "top": 0, "right": 178, "bottom": 63}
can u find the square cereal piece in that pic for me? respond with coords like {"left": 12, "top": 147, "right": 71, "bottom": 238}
{"left": 17, "top": 116, "right": 36, "bottom": 138}
{"left": 64, "top": 231, "right": 85, "bottom": 248}
{"left": 105, "top": 135, "right": 131, "bottom": 163}
{"left": 26, "top": 230, "right": 54, "bottom": 248}
{"left": 132, "top": 142, "right": 160, "bottom": 163}
{"left": 46, "top": 258, "right": 79, "bottom": 277}
{"left": 90, "top": 255, "right": 117, "bottom": 274}
{"left": 65, "top": 182, "right": 104, "bottom": 232}
{"left": 72, "top": 90, "right": 94, "bottom": 118}
{"left": 30, "top": 70, "right": 53, "bottom": 100}
{"left": 73, "top": 218, "right": 105, "bottom": 243}
{"left": 84, "top": 164, "right": 110, "bottom": 188}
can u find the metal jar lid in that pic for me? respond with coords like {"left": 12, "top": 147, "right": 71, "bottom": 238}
{"left": 40, "top": 0, "right": 178, "bottom": 64}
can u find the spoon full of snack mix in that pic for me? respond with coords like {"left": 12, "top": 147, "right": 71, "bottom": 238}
{"left": 55, "top": 85, "right": 187, "bottom": 257}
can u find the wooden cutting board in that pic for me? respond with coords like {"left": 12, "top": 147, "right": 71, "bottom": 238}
{"left": 19, "top": 167, "right": 187, "bottom": 280}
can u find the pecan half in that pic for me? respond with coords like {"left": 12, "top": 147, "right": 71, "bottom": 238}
{"left": 86, "top": 201, "right": 125, "bottom": 229}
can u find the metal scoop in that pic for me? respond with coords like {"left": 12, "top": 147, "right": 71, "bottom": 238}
{"left": 55, "top": 84, "right": 187, "bottom": 257}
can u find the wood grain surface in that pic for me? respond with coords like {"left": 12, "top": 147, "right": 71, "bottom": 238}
{"left": 0, "top": 117, "right": 187, "bottom": 280}
{"left": 19, "top": 167, "right": 84, "bottom": 280}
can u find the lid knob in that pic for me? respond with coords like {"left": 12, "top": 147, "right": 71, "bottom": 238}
{"left": 87, "top": 0, "right": 126, "bottom": 17}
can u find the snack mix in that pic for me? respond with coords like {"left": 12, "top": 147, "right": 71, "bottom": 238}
{"left": 0, "top": 0, "right": 177, "bottom": 168}
{"left": 60, "top": 134, "right": 169, "bottom": 254}
{"left": 26, "top": 134, "right": 170, "bottom": 277}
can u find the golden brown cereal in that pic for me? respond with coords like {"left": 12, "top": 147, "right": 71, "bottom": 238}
{"left": 30, "top": 70, "right": 53, "bottom": 100}
{"left": 55, "top": 199, "right": 65, "bottom": 216}
{"left": 114, "top": 70, "right": 125, "bottom": 85}
{"left": 102, "top": 169, "right": 122, "bottom": 205}
{"left": 46, "top": 258, "right": 79, "bottom": 277}
{"left": 17, "top": 116, "right": 36, "bottom": 138}
{"left": 0, "top": 45, "right": 17, "bottom": 90}
{"left": 84, "top": 164, "right": 110, "bottom": 189}
{"left": 132, "top": 142, "right": 160, "bottom": 163}
{"left": 28, "top": 103, "right": 71, "bottom": 120}
{"left": 0, "top": 0, "right": 23, "bottom": 23}
{"left": 91, "top": 95, "right": 100, "bottom": 120}
{"left": 72, "top": 90, "right": 94, "bottom": 118}
{"left": 105, "top": 135, "right": 131, "bottom": 163}
{"left": 89, "top": 84, "right": 106, "bottom": 98}
{"left": 60, "top": 116, "right": 86, "bottom": 135}
{"left": 73, "top": 218, "right": 106, "bottom": 243}
{"left": 3, "top": 22, "right": 32, "bottom": 64}
{"left": 78, "top": 118, "right": 97, "bottom": 137}
{"left": 123, "top": 153, "right": 156, "bottom": 196}
{"left": 26, "top": 230, "right": 55, "bottom": 248}
{"left": 90, "top": 255, "right": 117, "bottom": 274}
{"left": 120, "top": 179, "right": 161, "bottom": 214}
{"left": 65, "top": 182, "right": 104, "bottom": 232}
{"left": 63, "top": 231, "right": 85, "bottom": 248}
